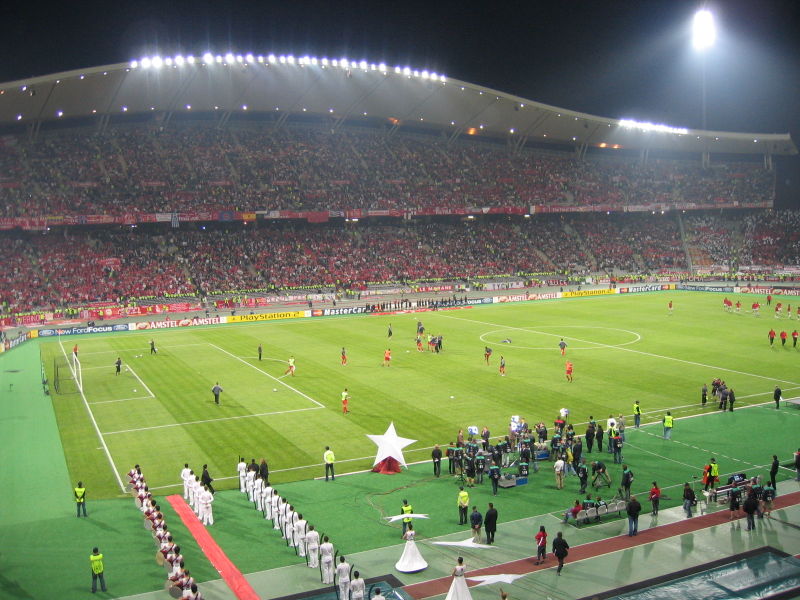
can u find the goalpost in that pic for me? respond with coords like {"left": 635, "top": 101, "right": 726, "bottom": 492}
{"left": 72, "top": 351, "right": 83, "bottom": 393}
{"left": 54, "top": 335, "right": 83, "bottom": 395}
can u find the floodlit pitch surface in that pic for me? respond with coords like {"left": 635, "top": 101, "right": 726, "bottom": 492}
{"left": 41, "top": 291, "right": 800, "bottom": 499}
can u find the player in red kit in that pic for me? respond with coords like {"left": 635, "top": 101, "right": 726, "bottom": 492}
{"left": 735, "top": 300, "right": 741, "bottom": 313}
{"left": 775, "top": 303, "right": 782, "bottom": 318}
{"left": 668, "top": 301, "right": 673, "bottom": 314}
{"left": 484, "top": 346, "right": 493, "bottom": 365}
{"left": 768, "top": 329, "right": 776, "bottom": 346}
{"left": 383, "top": 348, "right": 392, "bottom": 367}
{"left": 565, "top": 361, "right": 574, "bottom": 382}
{"left": 767, "top": 294, "right": 772, "bottom": 306}
{"left": 416, "top": 336, "right": 423, "bottom": 352}
{"left": 792, "top": 330, "right": 798, "bottom": 348}
{"left": 780, "top": 331, "right": 788, "bottom": 346}
{"left": 752, "top": 302, "right": 760, "bottom": 316}
{"left": 341, "top": 347, "right": 347, "bottom": 366}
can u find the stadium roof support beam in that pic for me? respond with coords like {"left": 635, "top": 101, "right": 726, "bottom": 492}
{"left": 511, "top": 134, "right": 528, "bottom": 155}
{"left": 275, "top": 70, "right": 325, "bottom": 131}
{"left": 388, "top": 84, "right": 449, "bottom": 140}
{"left": 100, "top": 72, "right": 129, "bottom": 124}
{"left": 331, "top": 76, "right": 389, "bottom": 133}
{"left": 447, "top": 96, "right": 500, "bottom": 145}
{"left": 515, "top": 110, "right": 551, "bottom": 149}
{"left": 215, "top": 110, "right": 232, "bottom": 130}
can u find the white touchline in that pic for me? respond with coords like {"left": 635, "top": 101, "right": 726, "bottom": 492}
{"left": 58, "top": 337, "right": 126, "bottom": 493}
{"left": 79, "top": 343, "right": 209, "bottom": 356}
{"left": 102, "top": 406, "right": 323, "bottom": 435}
{"left": 124, "top": 363, "right": 157, "bottom": 398}
{"left": 440, "top": 313, "right": 800, "bottom": 387}
{"left": 208, "top": 342, "right": 324, "bottom": 408}
{"left": 89, "top": 395, "right": 155, "bottom": 405}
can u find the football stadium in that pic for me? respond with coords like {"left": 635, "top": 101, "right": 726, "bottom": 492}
{"left": 2, "top": 6, "right": 800, "bottom": 600}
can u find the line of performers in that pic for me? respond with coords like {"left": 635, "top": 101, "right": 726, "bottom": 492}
{"left": 128, "top": 465, "right": 204, "bottom": 600}
{"left": 236, "top": 458, "right": 370, "bottom": 599}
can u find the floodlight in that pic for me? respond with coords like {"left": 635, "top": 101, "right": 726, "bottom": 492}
{"left": 130, "top": 60, "right": 138, "bottom": 69}
{"left": 225, "top": 53, "right": 235, "bottom": 63}
{"left": 322, "top": 58, "right": 329, "bottom": 66}
{"left": 16, "top": 114, "right": 22, "bottom": 120}
{"left": 394, "top": 66, "right": 401, "bottom": 74}
{"left": 403, "top": 67, "right": 411, "bottom": 76}
{"left": 287, "top": 55, "right": 295, "bottom": 64}
{"left": 279, "top": 55, "right": 287, "bottom": 64}
{"left": 341, "top": 58, "right": 349, "bottom": 68}
{"left": 215, "top": 55, "right": 223, "bottom": 63}
{"left": 141, "top": 57, "right": 152, "bottom": 69}
{"left": 57, "top": 110, "right": 63, "bottom": 117}
{"left": 311, "top": 57, "right": 318, "bottom": 65}
{"left": 421, "top": 70, "right": 429, "bottom": 79}
{"left": 257, "top": 55, "right": 264, "bottom": 63}
{"left": 236, "top": 55, "right": 244, "bottom": 63}
{"left": 151, "top": 56, "right": 163, "bottom": 69}
{"left": 187, "top": 55, "right": 195, "bottom": 64}
{"left": 203, "top": 52, "right": 214, "bottom": 63}
{"left": 268, "top": 54, "right": 277, "bottom": 63}
{"left": 164, "top": 57, "right": 173, "bottom": 66}
{"left": 175, "top": 55, "right": 185, "bottom": 66}
{"left": 246, "top": 53, "right": 254, "bottom": 62}
{"left": 359, "top": 60, "right": 367, "bottom": 69}
{"left": 378, "top": 63, "right": 386, "bottom": 72}
{"left": 693, "top": 9, "right": 716, "bottom": 50}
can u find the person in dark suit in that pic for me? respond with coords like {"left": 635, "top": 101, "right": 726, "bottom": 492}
{"left": 484, "top": 503, "right": 498, "bottom": 544}
{"left": 431, "top": 445, "right": 442, "bottom": 477}
{"left": 774, "top": 386, "right": 782, "bottom": 409}
{"left": 770, "top": 455, "right": 780, "bottom": 489}
{"left": 551, "top": 531, "right": 570, "bottom": 575}
{"left": 259, "top": 458, "right": 269, "bottom": 483}
{"left": 201, "top": 464, "right": 215, "bottom": 494}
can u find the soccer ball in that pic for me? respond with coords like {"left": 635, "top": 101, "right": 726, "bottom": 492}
{"left": 450, "top": 395, "right": 455, "bottom": 399}
{"left": 273, "top": 388, "right": 278, "bottom": 392}
{"left": 133, "top": 389, "right": 137, "bottom": 393}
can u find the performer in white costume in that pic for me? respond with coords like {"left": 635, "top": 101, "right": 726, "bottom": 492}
{"left": 395, "top": 524, "right": 428, "bottom": 573}
{"left": 444, "top": 557, "right": 472, "bottom": 600}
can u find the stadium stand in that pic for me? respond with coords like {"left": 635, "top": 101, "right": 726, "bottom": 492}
{"left": 0, "top": 123, "right": 776, "bottom": 216}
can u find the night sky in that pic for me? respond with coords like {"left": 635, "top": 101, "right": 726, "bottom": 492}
{"left": 2, "top": 0, "right": 799, "bottom": 202}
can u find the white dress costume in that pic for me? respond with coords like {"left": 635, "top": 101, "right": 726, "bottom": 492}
{"left": 395, "top": 529, "right": 428, "bottom": 573}
{"left": 444, "top": 564, "right": 472, "bottom": 600}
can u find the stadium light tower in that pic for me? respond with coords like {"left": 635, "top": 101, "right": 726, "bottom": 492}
{"left": 692, "top": 8, "right": 716, "bottom": 131}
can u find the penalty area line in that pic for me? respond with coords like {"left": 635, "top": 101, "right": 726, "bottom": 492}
{"left": 208, "top": 342, "right": 324, "bottom": 408}
{"left": 439, "top": 313, "right": 800, "bottom": 387}
{"left": 102, "top": 406, "right": 323, "bottom": 435}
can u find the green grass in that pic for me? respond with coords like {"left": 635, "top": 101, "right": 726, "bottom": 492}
{"left": 6, "top": 290, "right": 800, "bottom": 599}
{"left": 41, "top": 291, "right": 800, "bottom": 500}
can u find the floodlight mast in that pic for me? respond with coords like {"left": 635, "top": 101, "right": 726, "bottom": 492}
{"left": 692, "top": 9, "right": 716, "bottom": 132}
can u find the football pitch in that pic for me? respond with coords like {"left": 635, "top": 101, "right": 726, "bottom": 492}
{"left": 42, "top": 290, "right": 800, "bottom": 500}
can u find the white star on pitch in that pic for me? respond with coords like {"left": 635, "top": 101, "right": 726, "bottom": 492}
{"left": 467, "top": 573, "right": 529, "bottom": 586}
{"left": 367, "top": 422, "right": 416, "bottom": 467}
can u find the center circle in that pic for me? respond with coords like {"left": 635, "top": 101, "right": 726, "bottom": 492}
{"left": 479, "top": 325, "right": 641, "bottom": 350}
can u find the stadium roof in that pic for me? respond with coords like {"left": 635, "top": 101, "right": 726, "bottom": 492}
{"left": 0, "top": 53, "right": 796, "bottom": 156}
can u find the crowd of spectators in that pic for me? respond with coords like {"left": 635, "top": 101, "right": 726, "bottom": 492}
{"left": 684, "top": 210, "right": 800, "bottom": 269}
{"left": 0, "top": 122, "right": 775, "bottom": 217}
{"left": 3, "top": 210, "right": 799, "bottom": 315}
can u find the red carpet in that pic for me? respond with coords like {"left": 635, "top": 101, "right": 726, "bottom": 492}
{"left": 404, "top": 490, "right": 800, "bottom": 599}
{"left": 167, "top": 494, "right": 260, "bottom": 600}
